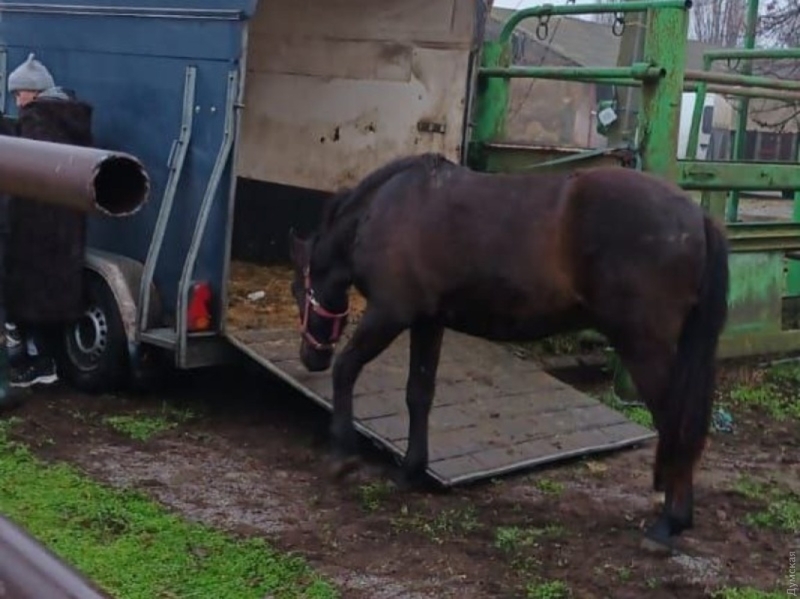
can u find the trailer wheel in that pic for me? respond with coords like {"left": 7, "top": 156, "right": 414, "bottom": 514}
{"left": 58, "top": 272, "right": 129, "bottom": 393}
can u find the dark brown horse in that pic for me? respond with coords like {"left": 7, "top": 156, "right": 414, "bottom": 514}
{"left": 288, "top": 153, "right": 729, "bottom": 547}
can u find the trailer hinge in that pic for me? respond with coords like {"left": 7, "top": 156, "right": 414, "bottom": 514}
{"left": 417, "top": 120, "right": 447, "bottom": 135}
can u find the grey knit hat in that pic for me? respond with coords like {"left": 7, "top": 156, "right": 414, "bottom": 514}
{"left": 8, "top": 53, "right": 56, "bottom": 93}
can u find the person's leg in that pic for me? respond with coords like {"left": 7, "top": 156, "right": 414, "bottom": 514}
{"left": 0, "top": 315, "right": 25, "bottom": 412}
{"left": 0, "top": 204, "right": 24, "bottom": 409}
{"left": 10, "top": 324, "right": 58, "bottom": 388}
{"left": 5, "top": 322, "right": 22, "bottom": 356}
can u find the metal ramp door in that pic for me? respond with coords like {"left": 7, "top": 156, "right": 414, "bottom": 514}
{"left": 229, "top": 328, "right": 655, "bottom": 486}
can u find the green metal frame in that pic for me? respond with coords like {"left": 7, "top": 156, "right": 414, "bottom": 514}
{"left": 470, "top": 0, "right": 800, "bottom": 367}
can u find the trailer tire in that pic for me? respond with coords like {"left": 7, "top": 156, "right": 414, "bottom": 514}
{"left": 57, "top": 272, "right": 130, "bottom": 393}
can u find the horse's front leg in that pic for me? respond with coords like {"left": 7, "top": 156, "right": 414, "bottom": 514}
{"left": 397, "top": 321, "right": 444, "bottom": 490}
{"left": 329, "top": 307, "right": 405, "bottom": 479}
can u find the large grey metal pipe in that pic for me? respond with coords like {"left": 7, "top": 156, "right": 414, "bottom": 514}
{"left": 0, "top": 515, "right": 112, "bottom": 598}
{"left": 0, "top": 136, "right": 149, "bottom": 217}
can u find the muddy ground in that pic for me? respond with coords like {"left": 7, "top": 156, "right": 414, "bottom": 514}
{"left": 7, "top": 358, "right": 798, "bottom": 599}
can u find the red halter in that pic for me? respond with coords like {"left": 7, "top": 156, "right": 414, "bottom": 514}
{"left": 299, "top": 268, "right": 349, "bottom": 351}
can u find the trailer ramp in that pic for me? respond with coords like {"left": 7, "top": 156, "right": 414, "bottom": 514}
{"left": 228, "top": 328, "right": 655, "bottom": 486}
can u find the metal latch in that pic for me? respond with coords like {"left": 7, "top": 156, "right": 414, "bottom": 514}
{"left": 417, "top": 120, "right": 446, "bottom": 135}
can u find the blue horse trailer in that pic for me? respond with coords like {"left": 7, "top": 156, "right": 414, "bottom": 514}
{"left": 0, "top": 1, "right": 256, "bottom": 389}
{"left": 0, "top": 0, "right": 653, "bottom": 485}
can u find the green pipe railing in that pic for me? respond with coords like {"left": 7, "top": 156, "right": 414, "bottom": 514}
{"left": 685, "top": 69, "right": 800, "bottom": 92}
{"left": 728, "top": 0, "right": 761, "bottom": 222}
{"left": 689, "top": 83, "right": 800, "bottom": 102}
{"left": 478, "top": 63, "right": 665, "bottom": 81}
{"left": 499, "top": 0, "right": 692, "bottom": 43}
{"left": 536, "top": 75, "right": 800, "bottom": 102}
{"left": 474, "top": 0, "right": 694, "bottom": 152}
{"left": 705, "top": 48, "right": 800, "bottom": 62}
{"left": 686, "top": 49, "right": 800, "bottom": 161}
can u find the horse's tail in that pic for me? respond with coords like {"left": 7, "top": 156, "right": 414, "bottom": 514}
{"left": 657, "top": 214, "right": 729, "bottom": 480}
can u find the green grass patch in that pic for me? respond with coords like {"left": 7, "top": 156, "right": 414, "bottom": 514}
{"left": 712, "top": 588, "right": 784, "bottom": 599}
{"left": 526, "top": 579, "right": 571, "bottom": 599}
{"left": 596, "top": 391, "right": 654, "bottom": 429}
{"left": 391, "top": 504, "right": 480, "bottom": 544}
{"left": 104, "top": 405, "right": 199, "bottom": 441}
{"left": 532, "top": 477, "right": 565, "bottom": 495}
{"left": 727, "top": 363, "right": 800, "bottom": 421}
{"left": 506, "top": 330, "right": 607, "bottom": 359}
{"left": 734, "top": 476, "right": 800, "bottom": 534}
{"left": 356, "top": 480, "right": 394, "bottom": 513}
{"left": 494, "top": 524, "right": 564, "bottom": 553}
{"left": 0, "top": 419, "right": 337, "bottom": 599}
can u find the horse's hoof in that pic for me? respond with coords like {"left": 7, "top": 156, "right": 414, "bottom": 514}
{"left": 328, "top": 455, "right": 361, "bottom": 480}
{"left": 642, "top": 518, "right": 677, "bottom": 555}
{"left": 392, "top": 468, "right": 427, "bottom": 492}
{"left": 640, "top": 534, "right": 675, "bottom": 555}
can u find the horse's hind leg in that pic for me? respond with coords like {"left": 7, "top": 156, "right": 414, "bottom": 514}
{"left": 615, "top": 340, "right": 698, "bottom": 546}
{"left": 329, "top": 307, "right": 405, "bottom": 478}
{"left": 397, "top": 321, "right": 444, "bottom": 490}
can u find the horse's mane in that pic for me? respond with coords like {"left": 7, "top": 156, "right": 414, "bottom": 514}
{"left": 319, "top": 152, "right": 449, "bottom": 233}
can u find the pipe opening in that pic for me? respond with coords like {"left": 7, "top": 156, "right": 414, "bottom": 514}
{"left": 93, "top": 156, "right": 150, "bottom": 216}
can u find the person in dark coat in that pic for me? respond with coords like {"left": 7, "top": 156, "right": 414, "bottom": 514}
{"left": 0, "top": 114, "right": 24, "bottom": 411}
{"left": 5, "top": 53, "right": 93, "bottom": 389}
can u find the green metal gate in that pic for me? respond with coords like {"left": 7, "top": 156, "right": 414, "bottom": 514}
{"left": 470, "top": 0, "right": 800, "bottom": 362}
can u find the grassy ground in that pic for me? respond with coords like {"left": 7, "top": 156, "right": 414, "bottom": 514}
{"left": 0, "top": 355, "right": 797, "bottom": 599}
{"left": 0, "top": 416, "right": 338, "bottom": 599}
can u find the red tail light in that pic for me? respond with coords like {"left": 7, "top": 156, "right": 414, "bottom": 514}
{"left": 187, "top": 281, "right": 212, "bottom": 332}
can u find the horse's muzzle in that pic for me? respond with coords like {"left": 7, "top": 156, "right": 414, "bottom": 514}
{"left": 300, "top": 340, "right": 334, "bottom": 372}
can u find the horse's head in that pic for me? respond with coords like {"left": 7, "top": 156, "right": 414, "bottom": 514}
{"left": 289, "top": 229, "right": 350, "bottom": 372}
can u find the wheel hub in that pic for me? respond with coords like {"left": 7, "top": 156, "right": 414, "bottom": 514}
{"left": 67, "top": 305, "right": 108, "bottom": 370}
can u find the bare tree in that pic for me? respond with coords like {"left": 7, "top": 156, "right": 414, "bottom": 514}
{"left": 691, "top": 0, "right": 748, "bottom": 46}
{"left": 759, "top": 0, "right": 800, "bottom": 47}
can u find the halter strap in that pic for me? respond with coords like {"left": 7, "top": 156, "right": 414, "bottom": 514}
{"left": 299, "top": 268, "right": 349, "bottom": 351}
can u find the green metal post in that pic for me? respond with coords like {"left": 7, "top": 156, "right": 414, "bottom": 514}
{"left": 686, "top": 56, "right": 714, "bottom": 217}
{"left": 470, "top": 40, "right": 511, "bottom": 165}
{"left": 607, "top": 0, "right": 649, "bottom": 145}
{"left": 686, "top": 56, "right": 710, "bottom": 161}
{"left": 787, "top": 135, "right": 800, "bottom": 296}
{"left": 726, "top": 0, "right": 760, "bottom": 223}
{"left": 637, "top": 6, "right": 690, "bottom": 181}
